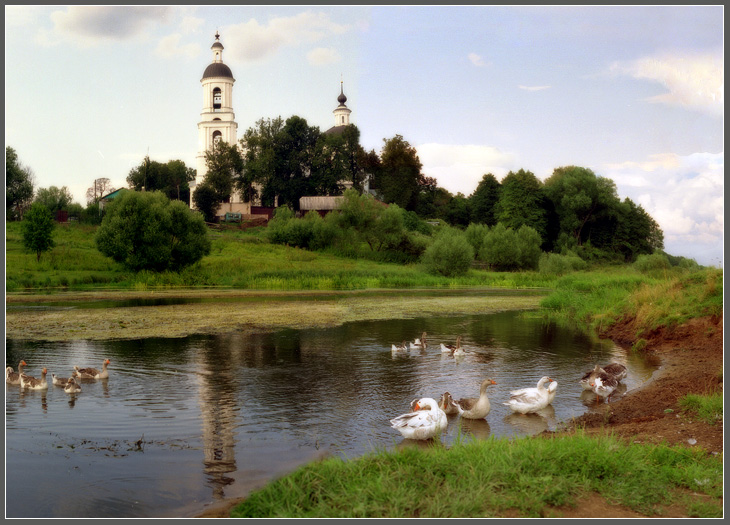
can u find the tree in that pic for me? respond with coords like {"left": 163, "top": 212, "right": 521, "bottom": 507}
{"left": 86, "top": 178, "right": 115, "bottom": 204}
{"left": 238, "top": 116, "right": 285, "bottom": 205}
{"left": 478, "top": 223, "right": 542, "bottom": 271}
{"left": 6, "top": 146, "right": 35, "bottom": 220}
{"left": 469, "top": 173, "right": 501, "bottom": 226}
{"left": 494, "top": 169, "right": 548, "bottom": 244}
{"left": 445, "top": 193, "right": 471, "bottom": 227}
{"left": 311, "top": 124, "right": 367, "bottom": 195}
{"left": 22, "top": 202, "right": 55, "bottom": 262}
{"left": 375, "top": 135, "right": 424, "bottom": 211}
{"left": 96, "top": 190, "right": 211, "bottom": 272}
{"left": 543, "top": 166, "right": 620, "bottom": 247}
{"left": 34, "top": 186, "right": 73, "bottom": 214}
{"left": 127, "top": 157, "right": 195, "bottom": 202}
{"left": 613, "top": 198, "right": 664, "bottom": 261}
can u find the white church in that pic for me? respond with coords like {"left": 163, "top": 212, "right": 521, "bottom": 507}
{"left": 191, "top": 32, "right": 363, "bottom": 219}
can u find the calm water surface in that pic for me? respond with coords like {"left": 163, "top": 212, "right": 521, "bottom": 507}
{"left": 6, "top": 309, "right": 657, "bottom": 518}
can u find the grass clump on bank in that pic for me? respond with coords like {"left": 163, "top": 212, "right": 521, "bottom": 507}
{"left": 679, "top": 393, "right": 723, "bottom": 425}
{"left": 538, "top": 267, "right": 722, "bottom": 337}
{"left": 231, "top": 433, "right": 722, "bottom": 518}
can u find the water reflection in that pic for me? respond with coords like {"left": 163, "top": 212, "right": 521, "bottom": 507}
{"left": 6, "top": 309, "right": 657, "bottom": 518}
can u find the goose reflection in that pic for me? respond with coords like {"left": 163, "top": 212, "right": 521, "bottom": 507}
{"left": 504, "top": 404, "right": 556, "bottom": 435}
{"left": 457, "top": 417, "right": 491, "bottom": 440}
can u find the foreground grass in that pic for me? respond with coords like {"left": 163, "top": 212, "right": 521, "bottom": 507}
{"left": 680, "top": 393, "right": 724, "bottom": 425}
{"left": 231, "top": 432, "right": 723, "bottom": 518}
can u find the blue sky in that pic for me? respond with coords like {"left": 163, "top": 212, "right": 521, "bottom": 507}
{"left": 5, "top": 5, "right": 723, "bottom": 266}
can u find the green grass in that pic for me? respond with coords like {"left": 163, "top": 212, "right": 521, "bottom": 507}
{"left": 537, "top": 266, "right": 723, "bottom": 336}
{"left": 5, "top": 221, "right": 557, "bottom": 292}
{"left": 231, "top": 432, "right": 723, "bottom": 518}
{"left": 679, "top": 393, "right": 724, "bottom": 425}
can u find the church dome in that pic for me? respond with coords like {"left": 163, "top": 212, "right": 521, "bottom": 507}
{"left": 202, "top": 62, "right": 234, "bottom": 80}
{"left": 337, "top": 90, "right": 347, "bottom": 105}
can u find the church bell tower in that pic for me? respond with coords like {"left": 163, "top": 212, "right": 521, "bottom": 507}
{"left": 192, "top": 32, "right": 238, "bottom": 203}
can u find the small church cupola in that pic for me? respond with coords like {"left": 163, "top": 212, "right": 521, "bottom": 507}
{"left": 332, "top": 80, "right": 352, "bottom": 128}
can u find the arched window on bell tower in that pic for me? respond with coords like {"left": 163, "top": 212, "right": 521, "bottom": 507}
{"left": 212, "top": 130, "right": 222, "bottom": 146}
{"left": 213, "top": 87, "right": 222, "bottom": 112}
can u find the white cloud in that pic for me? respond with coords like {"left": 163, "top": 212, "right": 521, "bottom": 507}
{"left": 518, "top": 85, "right": 551, "bottom": 91}
{"left": 222, "top": 11, "right": 351, "bottom": 62}
{"left": 610, "top": 51, "right": 723, "bottom": 117}
{"left": 602, "top": 152, "right": 723, "bottom": 265}
{"left": 43, "top": 6, "right": 172, "bottom": 47}
{"left": 416, "top": 144, "right": 515, "bottom": 196}
{"left": 307, "top": 47, "right": 341, "bottom": 66}
{"left": 468, "top": 52, "right": 486, "bottom": 67}
{"left": 5, "top": 5, "right": 45, "bottom": 26}
{"left": 155, "top": 33, "right": 201, "bottom": 59}
{"left": 179, "top": 16, "right": 204, "bottom": 35}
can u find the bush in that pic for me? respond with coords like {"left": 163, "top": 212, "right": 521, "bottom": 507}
{"left": 479, "top": 223, "right": 543, "bottom": 271}
{"left": 539, "top": 252, "right": 588, "bottom": 275}
{"left": 421, "top": 228, "right": 474, "bottom": 277}
{"left": 464, "top": 223, "right": 489, "bottom": 255}
{"left": 634, "top": 252, "right": 671, "bottom": 273}
{"left": 95, "top": 190, "right": 211, "bottom": 272}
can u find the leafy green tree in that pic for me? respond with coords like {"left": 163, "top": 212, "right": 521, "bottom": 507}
{"left": 469, "top": 173, "right": 501, "bottom": 226}
{"left": 6, "top": 146, "right": 35, "bottom": 220}
{"left": 22, "top": 202, "right": 55, "bottom": 261}
{"left": 312, "top": 124, "right": 367, "bottom": 195}
{"left": 191, "top": 182, "right": 220, "bottom": 223}
{"left": 96, "top": 190, "right": 210, "bottom": 272}
{"left": 445, "top": 193, "right": 471, "bottom": 227}
{"left": 421, "top": 227, "right": 474, "bottom": 277}
{"left": 238, "top": 116, "right": 285, "bottom": 205}
{"left": 613, "top": 198, "right": 664, "bottom": 261}
{"left": 375, "top": 135, "right": 424, "bottom": 211}
{"left": 494, "top": 169, "right": 548, "bottom": 244}
{"left": 34, "top": 186, "right": 73, "bottom": 214}
{"left": 543, "top": 166, "right": 620, "bottom": 248}
{"left": 127, "top": 157, "right": 196, "bottom": 202}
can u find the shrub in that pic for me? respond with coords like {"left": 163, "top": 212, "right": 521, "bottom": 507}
{"left": 479, "top": 223, "right": 543, "bottom": 271}
{"left": 421, "top": 228, "right": 474, "bottom": 277}
{"left": 464, "top": 223, "right": 489, "bottom": 255}
{"left": 634, "top": 253, "right": 671, "bottom": 273}
{"left": 96, "top": 190, "right": 211, "bottom": 272}
{"left": 539, "top": 252, "right": 588, "bottom": 275}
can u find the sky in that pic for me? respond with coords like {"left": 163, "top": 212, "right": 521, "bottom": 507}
{"left": 4, "top": 5, "right": 724, "bottom": 266}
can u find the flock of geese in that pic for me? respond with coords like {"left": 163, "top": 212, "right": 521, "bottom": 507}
{"left": 389, "top": 333, "right": 628, "bottom": 441}
{"left": 5, "top": 359, "right": 111, "bottom": 393}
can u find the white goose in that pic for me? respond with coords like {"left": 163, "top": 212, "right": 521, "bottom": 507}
{"left": 440, "top": 336, "right": 462, "bottom": 354}
{"left": 20, "top": 367, "right": 48, "bottom": 390}
{"left": 390, "top": 397, "right": 447, "bottom": 440}
{"left": 391, "top": 341, "right": 408, "bottom": 353}
{"left": 64, "top": 376, "right": 82, "bottom": 394}
{"left": 503, "top": 376, "right": 553, "bottom": 414}
{"left": 74, "top": 359, "right": 110, "bottom": 379}
{"left": 455, "top": 378, "right": 497, "bottom": 419}
{"left": 6, "top": 360, "right": 27, "bottom": 385}
{"left": 545, "top": 379, "right": 558, "bottom": 405}
{"left": 409, "top": 332, "right": 428, "bottom": 351}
